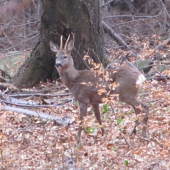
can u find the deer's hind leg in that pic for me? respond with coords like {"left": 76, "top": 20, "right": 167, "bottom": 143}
{"left": 92, "top": 104, "right": 104, "bottom": 136}
{"left": 120, "top": 96, "right": 149, "bottom": 137}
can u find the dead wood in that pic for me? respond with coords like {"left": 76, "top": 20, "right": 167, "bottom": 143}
{"left": 102, "top": 21, "right": 130, "bottom": 49}
{"left": 2, "top": 105, "right": 73, "bottom": 126}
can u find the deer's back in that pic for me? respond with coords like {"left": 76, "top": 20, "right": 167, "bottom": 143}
{"left": 69, "top": 65, "right": 142, "bottom": 104}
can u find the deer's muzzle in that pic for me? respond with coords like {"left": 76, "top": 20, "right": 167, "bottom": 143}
{"left": 56, "top": 63, "right": 62, "bottom": 67}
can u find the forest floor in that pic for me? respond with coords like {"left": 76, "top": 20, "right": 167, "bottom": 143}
{"left": 1, "top": 0, "right": 170, "bottom": 169}
{"left": 0, "top": 74, "right": 170, "bottom": 169}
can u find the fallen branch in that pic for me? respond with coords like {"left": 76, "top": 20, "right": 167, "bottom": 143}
{"left": 0, "top": 82, "right": 16, "bottom": 90}
{"left": 0, "top": 91, "right": 38, "bottom": 106}
{"left": 1, "top": 97, "right": 73, "bottom": 108}
{"left": 102, "top": 21, "right": 130, "bottom": 49}
{"left": 9, "top": 92, "right": 72, "bottom": 98}
{"left": 0, "top": 89, "right": 73, "bottom": 108}
{"left": 2, "top": 105, "right": 74, "bottom": 125}
{"left": 154, "top": 38, "right": 170, "bottom": 51}
{"left": 0, "top": 76, "right": 10, "bottom": 83}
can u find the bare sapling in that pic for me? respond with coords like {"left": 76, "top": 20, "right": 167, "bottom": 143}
{"left": 50, "top": 35, "right": 149, "bottom": 144}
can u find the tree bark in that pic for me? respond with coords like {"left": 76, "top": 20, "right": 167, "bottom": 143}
{"left": 13, "top": 0, "right": 108, "bottom": 88}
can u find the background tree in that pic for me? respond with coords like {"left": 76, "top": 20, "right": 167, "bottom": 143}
{"left": 12, "top": 0, "right": 108, "bottom": 88}
{"left": 104, "top": 0, "right": 148, "bottom": 14}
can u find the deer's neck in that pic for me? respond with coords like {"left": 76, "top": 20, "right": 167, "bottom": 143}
{"left": 59, "top": 66, "right": 79, "bottom": 88}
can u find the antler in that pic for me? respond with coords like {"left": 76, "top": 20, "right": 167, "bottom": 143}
{"left": 60, "top": 35, "right": 63, "bottom": 50}
{"left": 64, "top": 34, "right": 70, "bottom": 50}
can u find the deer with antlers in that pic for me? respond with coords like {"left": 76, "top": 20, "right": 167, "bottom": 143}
{"left": 50, "top": 35, "right": 149, "bottom": 144}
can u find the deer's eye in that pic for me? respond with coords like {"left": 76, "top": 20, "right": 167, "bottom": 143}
{"left": 64, "top": 56, "right": 67, "bottom": 59}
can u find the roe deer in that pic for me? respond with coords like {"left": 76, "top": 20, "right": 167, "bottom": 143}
{"left": 50, "top": 35, "right": 149, "bottom": 143}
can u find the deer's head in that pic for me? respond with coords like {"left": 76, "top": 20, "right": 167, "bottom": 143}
{"left": 50, "top": 35, "right": 74, "bottom": 70}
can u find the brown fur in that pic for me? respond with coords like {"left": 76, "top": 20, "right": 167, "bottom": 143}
{"left": 50, "top": 36, "right": 149, "bottom": 143}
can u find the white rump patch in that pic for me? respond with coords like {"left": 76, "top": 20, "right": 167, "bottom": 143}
{"left": 136, "top": 74, "right": 146, "bottom": 85}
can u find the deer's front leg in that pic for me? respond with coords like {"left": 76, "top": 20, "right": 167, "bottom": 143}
{"left": 77, "top": 102, "right": 87, "bottom": 144}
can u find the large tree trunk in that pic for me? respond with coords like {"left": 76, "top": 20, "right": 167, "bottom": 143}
{"left": 13, "top": 0, "right": 108, "bottom": 88}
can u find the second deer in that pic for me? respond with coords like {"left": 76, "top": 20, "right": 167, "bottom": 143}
{"left": 50, "top": 35, "right": 149, "bottom": 144}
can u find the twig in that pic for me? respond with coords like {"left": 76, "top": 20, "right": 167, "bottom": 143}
{"left": 0, "top": 20, "right": 40, "bottom": 29}
{"left": 102, "top": 21, "right": 130, "bottom": 49}
{"left": 4, "top": 34, "right": 39, "bottom": 53}
{"left": 101, "top": 0, "right": 115, "bottom": 8}
{"left": 111, "top": 14, "right": 161, "bottom": 27}
{"left": 103, "top": 14, "right": 159, "bottom": 19}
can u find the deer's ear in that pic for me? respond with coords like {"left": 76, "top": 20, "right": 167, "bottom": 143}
{"left": 50, "top": 41, "right": 59, "bottom": 53}
{"left": 67, "top": 40, "right": 74, "bottom": 53}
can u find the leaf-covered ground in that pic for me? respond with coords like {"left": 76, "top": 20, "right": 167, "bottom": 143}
{"left": 1, "top": 0, "right": 170, "bottom": 169}
{"left": 0, "top": 71, "right": 170, "bottom": 169}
